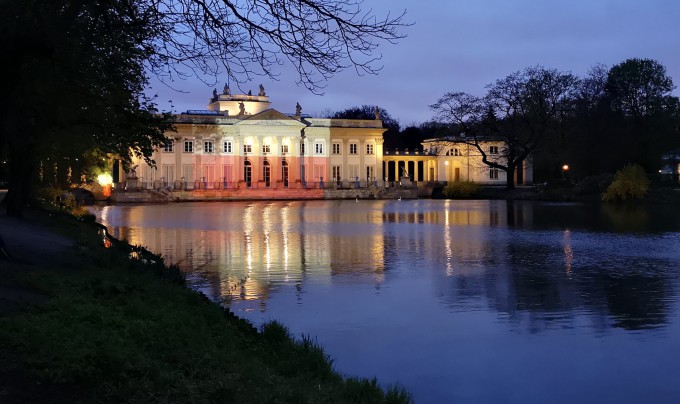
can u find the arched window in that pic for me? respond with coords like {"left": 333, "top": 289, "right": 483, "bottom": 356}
{"left": 243, "top": 160, "right": 252, "bottom": 188}
{"left": 281, "top": 160, "right": 289, "bottom": 188}
{"left": 263, "top": 160, "right": 271, "bottom": 187}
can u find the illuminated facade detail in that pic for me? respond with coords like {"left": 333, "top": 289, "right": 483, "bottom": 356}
{"left": 204, "top": 141, "right": 213, "bottom": 153}
{"left": 184, "top": 140, "right": 193, "bottom": 153}
{"left": 128, "top": 90, "right": 386, "bottom": 196}
{"left": 382, "top": 137, "right": 533, "bottom": 185}
{"left": 123, "top": 90, "right": 532, "bottom": 198}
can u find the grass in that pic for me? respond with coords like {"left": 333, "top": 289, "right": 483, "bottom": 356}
{"left": 0, "top": 208, "right": 411, "bottom": 403}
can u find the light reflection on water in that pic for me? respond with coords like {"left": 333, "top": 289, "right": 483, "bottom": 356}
{"left": 92, "top": 200, "right": 680, "bottom": 403}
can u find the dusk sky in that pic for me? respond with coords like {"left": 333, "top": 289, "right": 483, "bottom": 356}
{"left": 149, "top": 0, "right": 680, "bottom": 125}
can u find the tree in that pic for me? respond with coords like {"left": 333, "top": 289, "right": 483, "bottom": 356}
{"left": 565, "top": 63, "right": 620, "bottom": 177}
{"left": 0, "top": 0, "right": 171, "bottom": 216}
{"left": 604, "top": 58, "right": 680, "bottom": 171}
{"left": 1, "top": 0, "right": 408, "bottom": 216}
{"left": 331, "top": 105, "right": 401, "bottom": 147}
{"left": 606, "top": 58, "right": 675, "bottom": 119}
{"left": 142, "top": 0, "right": 408, "bottom": 92}
{"left": 431, "top": 67, "right": 580, "bottom": 188}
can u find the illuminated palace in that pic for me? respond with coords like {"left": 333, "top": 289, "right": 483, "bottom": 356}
{"left": 121, "top": 87, "right": 532, "bottom": 201}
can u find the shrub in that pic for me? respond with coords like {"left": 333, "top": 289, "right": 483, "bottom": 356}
{"left": 443, "top": 181, "right": 479, "bottom": 199}
{"left": 602, "top": 164, "right": 650, "bottom": 202}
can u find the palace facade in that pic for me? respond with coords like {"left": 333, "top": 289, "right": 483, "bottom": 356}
{"left": 121, "top": 88, "right": 531, "bottom": 201}
{"left": 126, "top": 87, "right": 385, "bottom": 199}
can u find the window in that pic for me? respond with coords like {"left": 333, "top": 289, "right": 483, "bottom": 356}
{"left": 313, "top": 164, "right": 324, "bottom": 180}
{"left": 366, "top": 166, "right": 374, "bottom": 180}
{"left": 349, "top": 165, "right": 359, "bottom": 179}
{"left": 489, "top": 146, "right": 499, "bottom": 154}
{"left": 162, "top": 164, "right": 174, "bottom": 183}
{"left": 243, "top": 161, "right": 252, "bottom": 187}
{"left": 314, "top": 142, "right": 324, "bottom": 155}
{"left": 263, "top": 160, "right": 271, "bottom": 187}
{"left": 366, "top": 144, "right": 374, "bottom": 155}
{"left": 243, "top": 144, "right": 252, "bottom": 154}
{"left": 281, "top": 144, "right": 289, "bottom": 154}
{"left": 332, "top": 165, "right": 341, "bottom": 181}
{"left": 300, "top": 142, "right": 305, "bottom": 154}
{"left": 281, "top": 160, "right": 289, "bottom": 187}
{"left": 223, "top": 164, "right": 234, "bottom": 182}
{"left": 162, "top": 139, "right": 174, "bottom": 152}
{"left": 349, "top": 143, "right": 357, "bottom": 154}
{"left": 223, "top": 140, "right": 232, "bottom": 154}
{"left": 262, "top": 144, "right": 271, "bottom": 154}
{"left": 332, "top": 143, "right": 341, "bottom": 155}
{"left": 184, "top": 140, "right": 193, "bottom": 153}
{"left": 490, "top": 168, "right": 499, "bottom": 179}
{"left": 204, "top": 141, "right": 213, "bottom": 153}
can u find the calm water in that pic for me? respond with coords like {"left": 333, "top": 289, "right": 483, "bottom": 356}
{"left": 92, "top": 200, "right": 680, "bottom": 403}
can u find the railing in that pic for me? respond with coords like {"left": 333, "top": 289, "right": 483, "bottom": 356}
{"left": 118, "top": 179, "right": 428, "bottom": 191}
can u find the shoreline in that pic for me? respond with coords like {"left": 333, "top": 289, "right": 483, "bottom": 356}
{"left": 0, "top": 205, "right": 411, "bottom": 403}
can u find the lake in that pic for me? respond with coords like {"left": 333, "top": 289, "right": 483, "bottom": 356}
{"left": 92, "top": 199, "right": 680, "bottom": 403}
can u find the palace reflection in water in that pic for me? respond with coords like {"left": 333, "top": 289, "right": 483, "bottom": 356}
{"left": 93, "top": 200, "right": 680, "bottom": 403}
{"left": 95, "top": 200, "right": 679, "bottom": 330}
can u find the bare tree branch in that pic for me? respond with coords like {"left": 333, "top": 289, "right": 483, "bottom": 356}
{"left": 138, "top": 0, "right": 409, "bottom": 92}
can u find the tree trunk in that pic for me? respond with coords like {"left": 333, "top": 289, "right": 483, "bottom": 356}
{"left": 505, "top": 165, "right": 516, "bottom": 189}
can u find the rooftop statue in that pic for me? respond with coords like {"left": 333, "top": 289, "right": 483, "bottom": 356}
{"left": 374, "top": 105, "right": 381, "bottom": 120}
{"left": 258, "top": 84, "right": 266, "bottom": 96}
{"left": 212, "top": 88, "right": 218, "bottom": 100}
{"left": 295, "top": 102, "right": 302, "bottom": 117}
{"left": 223, "top": 84, "right": 230, "bottom": 95}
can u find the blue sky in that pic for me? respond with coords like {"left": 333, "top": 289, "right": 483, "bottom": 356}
{"left": 148, "top": 0, "right": 680, "bottom": 125}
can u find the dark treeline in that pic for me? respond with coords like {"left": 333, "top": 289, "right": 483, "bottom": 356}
{"left": 336, "top": 59, "right": 680, "bottom": 186}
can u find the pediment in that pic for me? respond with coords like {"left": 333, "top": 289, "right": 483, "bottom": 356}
{"left": 236, "top": 109, "right": 306, "bottom": 127}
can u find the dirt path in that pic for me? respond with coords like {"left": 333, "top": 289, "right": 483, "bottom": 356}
{"left": 0, "top": 194, "right": 77, "bottom": 313}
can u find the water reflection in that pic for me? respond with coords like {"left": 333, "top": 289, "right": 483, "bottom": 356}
{"left": 93, "top": 200, "right": 680, "bottom": 333}
{"left": 92, "top": 200, "right": 680, "bottom": 403}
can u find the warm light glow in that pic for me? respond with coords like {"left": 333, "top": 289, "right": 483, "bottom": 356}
{"left": 562, "top": 164, "right": 569, "bottom": 171}
{"left": 445, "top": 161, "right": 449, "bottom": 165}
{"left": 97, "top": 173, "right": 113, "bottom": 197}
{"left": 97, "top": 173, "right": 113, "bottom": 186}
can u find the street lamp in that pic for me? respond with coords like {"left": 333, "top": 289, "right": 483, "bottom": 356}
{"left": 562, "top": 164, "right": 569, "bottom": 182}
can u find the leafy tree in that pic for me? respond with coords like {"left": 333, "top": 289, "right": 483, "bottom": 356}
{"left": 1, "top": 0, "right": 408, "bottom": 216}
{"left": 604, "top": 58, "right": 680, "bottom": 171}
{"left": 331, "top": 105, "right": 402, "bottom": 148}
{"left": 394, "top": 121, "right": 455, "bottom": 153}
{"left": 431, "top": 67, "right": 580, "bottom": 188}
{"left": 565, "top": 64, "right": 620, "bottom": 177}
{"left": 606, "top": 58, "right": 675, "bottom": 118}
{"left": 561, "top": 59, "right": 680, "bottom": 178}
{"left": 1, "top": 0, "right": 171, "bottom": 216}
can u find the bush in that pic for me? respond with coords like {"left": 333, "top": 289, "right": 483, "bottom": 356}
{"left": 442, "top": 181, "right": 479, "bottom": 199}
{"left": 602, "top": 164, "right": 650, "bottom": 202}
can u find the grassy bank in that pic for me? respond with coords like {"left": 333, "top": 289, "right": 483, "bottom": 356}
{"left": 0, "top": 209, "right": 410, "bottom": 403}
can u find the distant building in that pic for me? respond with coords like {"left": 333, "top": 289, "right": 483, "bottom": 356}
{"left": 125, "top": 89, "right": 385, "bottom": 199}
{"left": 383, "top": 135, "right": 533, "bottom": 185}
{"left": 121, "top": 90, "right": 532, "bottom": 201}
